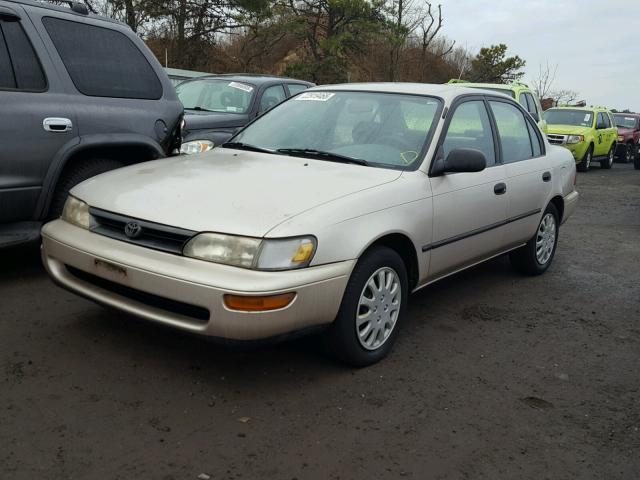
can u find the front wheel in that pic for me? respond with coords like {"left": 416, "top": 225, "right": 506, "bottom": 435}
{"left": 600, "top": 146, "right": 614, "bottom": 169}
{"left": 577, "top": 145, "right": 592, "bottom": 172}
{"left": 509, "top": 203, "right": 559, "bottom": 276}
{"left": 323, "top": 246, "right": 408, "bottom": 367}
{"left": 623, "top": 143, "right": 634, "bottom": 163}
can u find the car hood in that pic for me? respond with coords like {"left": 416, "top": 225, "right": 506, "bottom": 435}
{"left": 616, "top": 127, "right": 634, "bottom": 135}
{"left": 546, "top": 124, "right": 592, "bottom": 136}
{"left": 71, "top": 148, "right": 402, "bottom": 237}
{"left": 184, "top": 111, "right": 249, "bottom": 131}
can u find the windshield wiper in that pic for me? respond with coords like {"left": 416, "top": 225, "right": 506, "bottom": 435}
{"left": 222, "top": 142, "right": 275, "bottom": 154}
{"left": 276, "top": 148, "right": 368, "bottom": 166}
{"left": 186, "top": 106, "right": 215, "bottom": 112}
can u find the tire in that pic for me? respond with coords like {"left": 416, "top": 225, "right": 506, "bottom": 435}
{"left": 323, "top": 246, "right": 408, "bottom": 367}
{"left": 623, "top": 143, "right": 634, "bottom": 163}
{"left": 635, "top": 154, "right": 640, "bottom": 170}
{"left": 600, "top": 146, "right": 614, "bottom": 169}
{"left": 577, "top": 145, "right": 592, "bottom": 172}
{"left": 48, "top": 158, "right": 124, "bottom": 220}
{"left": 509, "top": 203, "right": 559, "bottom": 276}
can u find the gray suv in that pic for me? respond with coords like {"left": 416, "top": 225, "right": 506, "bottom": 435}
{"left": 0, "top": 0, "right": 182, "bottom": 247}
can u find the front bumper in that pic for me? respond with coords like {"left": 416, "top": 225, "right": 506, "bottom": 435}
{"left": 41, "top": 220, "right": 354, "bottom": 340}
{"left": 563, "top": 142, "right": 589, "bottom": 163}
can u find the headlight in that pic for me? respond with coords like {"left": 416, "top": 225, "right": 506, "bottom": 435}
{"left": 61, "top": 195, "right": 90, "bottom": 229}
{"left": 180, "top": 140, "right": 214, "bottom": 155}
{"left": 183, "top": 234, "right": 316, "bottom": 270}
{"left": 566, "top": 135, "right": 584, "bottom": 144}
{"left": 617, "top": 135, "right": 624, "bottom": 142}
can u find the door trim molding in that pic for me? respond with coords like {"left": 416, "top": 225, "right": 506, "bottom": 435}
{"left": 422, "top": 208, "right": 541, "bottom": 252}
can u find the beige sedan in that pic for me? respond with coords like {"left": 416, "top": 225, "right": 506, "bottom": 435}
{"left": 42, "top": 84, "right": 579, "bottom": 366}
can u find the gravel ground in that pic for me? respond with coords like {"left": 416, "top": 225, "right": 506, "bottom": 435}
{"left": 1, "top": 163, "right": 639, "bottom": 480}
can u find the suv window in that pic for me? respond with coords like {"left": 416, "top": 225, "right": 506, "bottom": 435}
{"left": 0, "top": 19, "right": 46, "bottom": 90}
{"left": 287, "top": 84, "right": 308, "bottom": 96}
{"left": 443, "top": 100, "right": 496, "bottom": 167}
{"left": 42, "top": 17, "right": 161, "bottom": 99}
{"left": 489, "top": 101, "right": 534, "bottom": 163}
{"left": 524, "top": 92, "right": 539, "bottom": 116}
{"left": 596, "top": 112, "right": 606, "bottom": 129}
{"left": 259, "top": 85, "right": 286, "bottom": 112}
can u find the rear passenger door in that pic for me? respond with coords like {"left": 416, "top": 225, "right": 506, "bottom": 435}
{"left": 0, "top": 7, "right": 77, "bottom": 223}
{"left": 428, "top": 98, "right": 508, "bottom": 279}
{"left": 488, "top": 99, "right": 551, "bottom": 247}
{"left": 594, "top": 113, "right": 609, "bottom": 156}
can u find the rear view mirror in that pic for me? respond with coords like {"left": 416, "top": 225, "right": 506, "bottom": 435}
{"left": 432, "top": 148, "right": 487, "bottom": 176}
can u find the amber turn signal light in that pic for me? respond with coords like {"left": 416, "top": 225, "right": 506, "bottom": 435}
{"left": 223, "top": 292, "right": 296, "bottom": 312}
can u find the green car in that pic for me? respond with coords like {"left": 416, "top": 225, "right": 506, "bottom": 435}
{"left": 545, "top": 106, "right": 617, "bottom": 172}
{"left": 447, "top": 80, "right": 547, "bottom": 133}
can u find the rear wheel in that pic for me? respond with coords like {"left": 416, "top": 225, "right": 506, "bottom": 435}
{"left": 509, "top": 203, "right": 559, "bottom": 276}
{"left": 48, "top": 158, "right": 124, "bottom": 220}
{"left": 600, "top": 146, "right": 614, "bottom": 169}
{"left": 323, "top": 246, "right": 408, "bottom": 367}
{"left": 635, "top": 154, "right": 640, "bottom": 170}
{"left": 577, "top": 145, "right": 592, "bottom": 172}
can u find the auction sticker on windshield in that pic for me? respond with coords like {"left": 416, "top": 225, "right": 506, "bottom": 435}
{"left": 296, "top": 92, "right": 335, "bottom": 102}
{"left": 228, "top": 82, "right": 254, "bottom": 92}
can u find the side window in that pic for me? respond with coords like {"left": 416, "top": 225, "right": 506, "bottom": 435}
{"left": 442, "top": 100, "right": 496, "bottom": 167}
{"left": 287, "top": 83, "right": 308, "bottom": 96}
{"left": 259, "top": 85, "right": 286, "bottom": 113}
{"left": 489, "top": 101, "right": 534, "bottom": 163}
{"left": 526, "top": 121, "right": 542, "bottom": 157}
{"left": 602, "top": 113, "right": 611, "bottom": 128}
{"left": 596, "top": 113, "right": 606, "bottom": 129}
{"left": 518, "top": 93, "right": 527, "bottom": 110}
{"left": 0, "top": 19, "right": 46, "bottom": 90}
{"left": 42, "top": 17, "right": 161, "bottom": 99}
{"left": 525, "top": 93, "right": 539, "bottom": 116}
{"left": 607, "top": 113, "right": 615, "bottom": 129}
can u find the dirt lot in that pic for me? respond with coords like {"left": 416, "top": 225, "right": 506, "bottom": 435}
{"left": 1, "top": 163, "right": 639, "bottom": 480}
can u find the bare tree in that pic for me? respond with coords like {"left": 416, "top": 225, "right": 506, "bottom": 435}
{"left": 414, "top": 3, "right": 454, "bottom": 81}
{"left": 531, "top": 62, "right": 557, "bottom": 99}
{"left": 551, "top": 89, "right": 579, "bottom": 106}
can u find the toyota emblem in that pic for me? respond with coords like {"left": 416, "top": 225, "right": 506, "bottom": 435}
{"left": 124, "top": 221, "right": 142, "bottom": 239}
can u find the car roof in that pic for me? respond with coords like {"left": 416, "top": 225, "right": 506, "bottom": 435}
{"left": 548, "top": 106, "right": 610, "bottom": 112}
{"left": 4, "top": 0, "right": 123, "bottom": 25}
{"left": 189, "top": 74, "right": 314, "bottom": 86}
{"left": 309, "top": 82, "right": 513, "bottom": 102}
{"left": 612, "top": 112, "right": 639, "bottom": 117}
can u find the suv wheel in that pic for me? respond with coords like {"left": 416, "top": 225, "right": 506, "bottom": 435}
{"left": 600, "top": 147, "right": 614, "bottom": 169}
{"left": 577, "top": 145, "right": 592, "bottom": 172}
{"left": 635, "top": 153, "right": 640, "bottom": 170}
{"left": 624, "top": 143, "right": 634, "bottom": 163}
{"left": 48, "top": 158, "right": 124, "bottom": 220}
{"left": 323, "top": 246, "right": 408, "bottom": 367}
{"left": 509, "top": 203, "right": 559, "bottom": 276}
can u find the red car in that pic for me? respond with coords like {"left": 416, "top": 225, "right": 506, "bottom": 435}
{"left": 613, "top": 113, "right": 640, "bottom": 167}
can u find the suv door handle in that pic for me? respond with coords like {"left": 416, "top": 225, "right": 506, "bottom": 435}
{"left": 542, "top": 171, "right": 552, "bottom": 182}
{"left": 43, "top": 117, "right": 73, "bottom": 133}
{"left": 494, "top": 182, "right": 507, "bottom": 195}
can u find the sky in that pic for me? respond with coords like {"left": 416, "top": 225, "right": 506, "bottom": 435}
{"left": 438, "top": 0, "right": 640, "bottom": 112}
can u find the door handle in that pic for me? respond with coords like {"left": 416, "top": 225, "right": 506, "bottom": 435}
{"left": 43, "top": 117, "right": 73, "bottom": 133}
{"left": 542, "top": 171, "right": 552, "bottom": 182}
{"left": 494, "top": 182, "right": 507, "bottom": 195}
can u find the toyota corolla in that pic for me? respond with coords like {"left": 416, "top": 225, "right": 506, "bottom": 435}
{"left": 41, "top": 84, "right": 579, "bottom": 366}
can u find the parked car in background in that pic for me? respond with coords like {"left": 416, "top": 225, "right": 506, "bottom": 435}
{"left": 176, "top": 74, "right": 314, "bottom": 154}
{"left": 0, "top": 0, "right": 182, "bottom": 248}
{"left": 612, "top": 113, "right": 640, "bottom": 165}
{"left": 165, "top": 67, "right": 211, "bottom": 87}
{"left": 545, "top": 106, "right": 617, "bottom": 172}
{"left": 448, "top": 79, "right": 547, "bottom": 133}
{"left": 41, "top": 83, "right": 578, "bottom": 366}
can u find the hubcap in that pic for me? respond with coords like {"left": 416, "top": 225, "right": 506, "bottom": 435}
{"left": 585, "top": 151, "right": 591, "bottom": 168}
{"left": 356, "top": 267, "right": 401, "bottom": 351}
{"left": 535, "top": 213, "right": 556, "bottom": 265}
{"left": 609, "top": 150, "right": 614, "bottom": 166}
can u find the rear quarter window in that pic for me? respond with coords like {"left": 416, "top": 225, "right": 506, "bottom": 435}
{"left": 42, "top": 17, "right": 162, "bottom": 99}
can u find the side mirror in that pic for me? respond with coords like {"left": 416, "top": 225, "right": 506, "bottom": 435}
{"left": 530, "top": 111, "right": 540, "bottom": 122}
{"left": 432, "top": 148, "right": 487, "bottom": 176}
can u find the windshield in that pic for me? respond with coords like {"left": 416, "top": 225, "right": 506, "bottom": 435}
{"left": 176, "top": 79, "right": 255, "bottom": 114}
{"left": 545, "top": 109, "right": 594, "bottom": 127}
{"left": 229, "top": 91, "right": 441, "bottom": 169}
{"left": 613, "top": 115, "right": 638, "bottom": 129}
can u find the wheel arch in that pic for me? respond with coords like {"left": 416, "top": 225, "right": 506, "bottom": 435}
{"left": 359, "top": 232, "right": 420, "bottom": 290}
{"left": 549, "top": 195, "right": 564, "bottom": 223}
{"left": 35, "top": 135, "right": 165, "bottom": 219}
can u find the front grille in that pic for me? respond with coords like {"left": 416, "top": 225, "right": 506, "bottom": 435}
{"left": 89, "top": 207, "right": 196, "bottom": 254}
{"left": 67, "top": 266, "right": 210, "bottom": 323}
{"left": 547, "top": 134, "right": 566, "bottom": 145}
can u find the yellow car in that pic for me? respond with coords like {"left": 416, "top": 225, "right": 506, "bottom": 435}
{"left": 544, "top": 106, "right": 617, "bottom": 172}
{"left": 448, "top": 80, "right": 547, "bottom": 133}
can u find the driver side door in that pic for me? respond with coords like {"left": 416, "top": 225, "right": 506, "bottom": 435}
{"left": 427, "top": 98, "right": 508, "bottom": 280}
